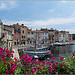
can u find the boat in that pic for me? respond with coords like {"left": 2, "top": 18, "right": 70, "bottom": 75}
{"left": 25, "top": 48, "right": 50, "bottom": 59}
{"left": 24, "top": 42, "right": 50, "bottom": 59}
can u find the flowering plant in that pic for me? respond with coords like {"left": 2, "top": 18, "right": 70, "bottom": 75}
{"left": 0, "top": 47, "right": 75, "bottom": 74}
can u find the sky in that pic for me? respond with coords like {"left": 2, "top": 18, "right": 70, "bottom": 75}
{"left": 0, "top": 1, "right": 75, "bottom": 33}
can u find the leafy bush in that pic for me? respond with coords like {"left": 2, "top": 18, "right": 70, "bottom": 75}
{"left": 0, "top": 47, "right": 75, "bottom": 74}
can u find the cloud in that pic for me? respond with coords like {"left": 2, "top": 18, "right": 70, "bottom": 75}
{"left": 3, "top": 17, "right": 75, "bottom": 27}
{"left": 0, "top": 1, "right": 17, "bottom": 10}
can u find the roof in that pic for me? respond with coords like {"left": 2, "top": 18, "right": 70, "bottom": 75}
{"left": 12, "top": 23, "right": 20, "bottom": 28}
{"left": 32, "top": 30, "right": 48, "bottom": 33}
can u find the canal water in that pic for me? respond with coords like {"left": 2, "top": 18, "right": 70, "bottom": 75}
{"left": 44, "top": 44, "right": 75, "bottom": 62}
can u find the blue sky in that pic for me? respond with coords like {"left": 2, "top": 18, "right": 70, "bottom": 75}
{"left": 0, "top": 1, "right": 75, "bottom": 33}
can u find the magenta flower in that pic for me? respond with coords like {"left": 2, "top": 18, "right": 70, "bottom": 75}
{"left": 37, "top": 66, "right": 41, "bottom": 70}
{"left": 49, "top": 68, "right": 54, "bottom": 72}
{"left": 26, "top": 71, "right": 29, "bottom": 74}
{"left": 72, "top": 52, "right": 75, "bottom": 56}
{"left": 11, "top": 51, "right": 14, "bottom": 53}
{"left": 49, "top": 53, "right": 53, "bottom": 56}
{"left": 60, "top": 64, "right": 63, "bottom": 66}
{"left": 33, "top": 59, "right": 36, "bottom": 62}
{"left": 56, "top": 72, "right": 58, "bottom": 75}
{"left": 31, "top": 68, "right": 35, "bottom": 74}
{"left": 60, "top": 56, "right": 64, "bottom": 61}
{"left": 14, "top": 57, "right": 17, "bottom": 61}
{"left": 6, "top": 69, "right": 9, "bottom": 74}
{"left": 51, "top": 57, "right": 55, "bottom": 59}
{"left": 11, "top": 66, "right": 16, "bottom": 71}
{"left": 36, "top": 61, "right": 39, "bottom": 65}
{"left": 27, "top": 57, "right": 32, "bottom": 62}
{"left": 53, "top": 63, "right": 56, "bottom": 67}
{"left": 42, "top": 61, "right": 45, "bottom": 64}
{"left": 46, "top": 61, "right": 50, "bottom": 64}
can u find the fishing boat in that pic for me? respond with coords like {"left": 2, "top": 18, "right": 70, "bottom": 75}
{"left": 25, "top": 41, "right": 51, "bottom": 59}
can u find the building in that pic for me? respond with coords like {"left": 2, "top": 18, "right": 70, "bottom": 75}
{"left": 12, "top": 23, "right": 21, "bottom": 45}
{"left": 59, "top": 31, "right": 69, "bottom": 42}
{"left": 27, "top": 29, "right": 35, "bottom": 45}
{"left": 59, "top": 31, "right": 65, "bottom": 42}
{"left": 33, "top": 30, "right": 48, "bottom": 44}
{"left": 3, "top": 25, "right": 14, "bottom": 48}
{"left": 20, "top": 24, "right": 28, "bottom": 45}
{"left": 69, "top": 34, "right": 73, "bottom": 42}
{"left": 0, "top": 20, "right": 4, "bottom": 40}
{"left": 41, "top": 28, "right": 59, "bottom": 43}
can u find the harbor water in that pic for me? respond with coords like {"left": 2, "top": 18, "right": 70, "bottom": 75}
{"left": 44, "top": 44, "right": 75, "bottom": 62}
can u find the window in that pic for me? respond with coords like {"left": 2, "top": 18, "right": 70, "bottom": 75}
{"left": 45, "top": 37, "right": 47, "bottom": 39}
{"left": 24, "top": 36, "right": 25, "bottom": 39}
{"left": 59, "top": 34, "right": 61, "bottom": 37}
{"left": 28, "top": 32, "right": 30, "bottom": 34}
{"left": 22, "top": 36, "right": 23, "bottom": 38}
{"left": 8, "top": 31, "right": 10, "bottom": 35}
{"left": 16, "top": 37, "right": 18, "bottom": 41}
{"left": 63, "top": 34, "right": 65, "bottom": 37}
{"left": 31, "top": 32, "right": 34, "bottom": 34}
{"left": 22, "top": 30, "right": 24, "bottom": 33}
{"left": 16, "top": 32, "right": 18, "bottom": 36}
{"left": 42, "top": 33, "right": 44, "bottom": 35}
{"left": 56, "top": 34, "right": 58, "bottom": 36}
{"left": 56, "top": 37, "right": 57, "bottom": 41}
{"left": 45, "top": 33, "right": 47, "bottom": 35}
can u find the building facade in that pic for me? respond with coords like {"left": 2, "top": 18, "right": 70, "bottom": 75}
{"left": 12, "top": 23, "right": 21, "bottom": 45}
{"left": 69, "top": 34, "right": 73, "bottom": 42}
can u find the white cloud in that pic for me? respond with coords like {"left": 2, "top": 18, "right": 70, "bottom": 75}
{"left": 0, "top": 1, "right": 17, "bottom": 10}
{"left": 3, "top": 17, "right": 75, "bottom": 27}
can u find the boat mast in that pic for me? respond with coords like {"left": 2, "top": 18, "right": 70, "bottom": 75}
{"left": 35, "top": 39, "right": 36, "bottom": 52}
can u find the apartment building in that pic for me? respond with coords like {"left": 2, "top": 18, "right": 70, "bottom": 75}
{"left": 12, "top": 23, "right": 21, "bottom": 45}
{"left": 27, "top": 29, "right": 35, "bottom": 44}
{"left": 33, "top": 30, "right": 48, "bottom": 44}
{"left": 69, "top": 34, "right": 73, "bottom": 42}
{"left": 3, "top": 25, "right": 14, "bottom": 48}
{"left": 59, "top": 31, "right": 69, "bottom": 42}
{"left": 20, "top": 24, "right": 28, "bottom": 45}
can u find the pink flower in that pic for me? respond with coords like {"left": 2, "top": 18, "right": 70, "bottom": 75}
{"left": 11, "top": 51, "right": 14, "bottom": 53}
{"left": 11, "top": 66, "right": 16, "bottom": 71}
{"left": 42, "top": 61, "right": 45, "bottom": 64}
{"left": 27, "top": 57, "right": 32, "bottom": 62}
{"left": 49, "top": 68, "right": 54, "bottom": 72}
{"left": 41, "top": 65, "right": 44, "bottom": 67}
{"left": 72, "top": 52, "right": 75, "bottom": 56}
{"left": 37, "top": 66, "right": 41, "bottom": 70}
{"left": 60, "top": 56, "right": 64, "bottom": 61}
{"left": 56, "top": 72, "right": 58, "bottom": 75}
{"left": 53, "top": 63, "right": 56, "bottom": 67}
{"left": 10, "top": 71, "right": 13, "bottom": 74}
{"left": 49, "top": 53, "right": 53, "bottom": 56}
{"left": 33, "top": 59, "right": 36, "bottom": 62}
{"left": 36, "top": 61, "right": 39, "bottom": 65}
{"left": 14, "top": 57, "right": 17, "bottom": 61}
{"left": 31, "top": 68, "right": 35, "bottom": 74}
{"left": 51, "top": 57, "right": 55, "bottom": 59}
{"left": 26, "top": 71, "right": 29, "bottom": 74}
{"left": 46, "top": 61, "right": 50, "bottom": 64}
{"left": 51, "top": 63, "right": 53, "bottom": 68}
{"left": 6, "top": 69, "right": 9, "bottom": 74}
{"left": 60, "top": 64, "right": 63, "bottom": 66}
{"left": 56, "top": 62, "right": 59, "bottom": 65}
